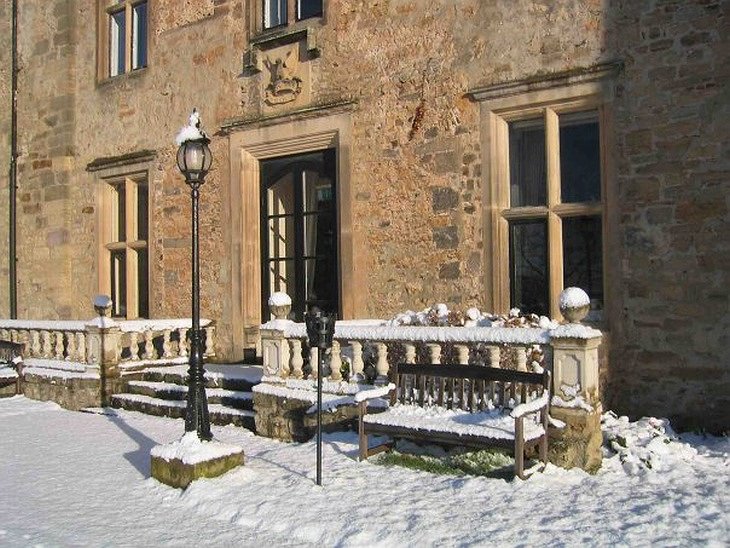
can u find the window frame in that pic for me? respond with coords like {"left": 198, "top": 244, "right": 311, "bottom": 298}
{"left": 478, "top": 75, "right": 615, "bottom": 321}
{"left": 98, "top": 171, "right": 151, "bottom": 319}
{"left": 97, "top": 0, "right": 149, "bottom": 81}
{"left": 256, "top": 0, "right": 324, "bottom": 34}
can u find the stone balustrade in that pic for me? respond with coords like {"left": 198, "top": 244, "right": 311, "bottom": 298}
{"left": 259, "top": 289, "right": 603, "bottom": 407}
{"left": 0, "top": 318, "right": 216, "bottom": 372}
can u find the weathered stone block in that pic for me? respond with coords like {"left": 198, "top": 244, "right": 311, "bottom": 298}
{"left": 432, "top": 226, "right": 459, "bottom": 249}
{"left": 151, "top": 449, "right": 244, "bottom": 489}
{"left": 548, "top": 405, "right": 603, "bottom": 473}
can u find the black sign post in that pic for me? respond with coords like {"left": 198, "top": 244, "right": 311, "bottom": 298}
{"left": 304, "top": 307, "right": 336, "bottom": 486}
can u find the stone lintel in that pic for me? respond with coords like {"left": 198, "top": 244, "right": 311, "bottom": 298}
{"left": 151, "top": 449, "right": 245, "bottom": 489}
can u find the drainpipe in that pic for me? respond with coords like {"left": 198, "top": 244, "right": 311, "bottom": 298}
{"left": 8, "top": 0, "right": 18, "bottom": 318}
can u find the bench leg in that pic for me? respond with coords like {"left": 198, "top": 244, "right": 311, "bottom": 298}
{"left": 515, "top": 416, "right": 525, "bottom": 479}
{"left": 358, "top": 402, "right": 368, "bottom": 461}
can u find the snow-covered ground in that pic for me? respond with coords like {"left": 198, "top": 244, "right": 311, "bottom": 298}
{"left": 0, "top": 396, "right": 727, "bottom": 547}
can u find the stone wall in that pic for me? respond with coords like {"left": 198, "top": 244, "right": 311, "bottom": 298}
{"left": 0, "top": 0, "right": 12, "bottom": 315}
{"left": 0, "top": 0, "right": 728, "bottom": 431}
{"left": 605, "top": 0, "right": 730, "bottom": 432}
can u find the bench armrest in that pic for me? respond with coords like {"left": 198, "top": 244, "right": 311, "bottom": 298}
{"left": 510, "top": 392, "right": 549, "bottom": 419}
{"left": 354, "top": 383, "right": 396, "bottom": 403}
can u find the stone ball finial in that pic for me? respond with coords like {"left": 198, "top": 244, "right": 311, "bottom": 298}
{"left": 559, "top": 287, "right": 590, "bottom": 323}
{"left": 268, "top": 292, "right": 292, "bottom": 320}
{"left": 93, "top": 294, "right": 113, "bottom": 318}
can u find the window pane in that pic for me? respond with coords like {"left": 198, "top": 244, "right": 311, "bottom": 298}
{"left": 109, "top": 9, "right": 126, "bottom": 76}
{"left": 112, "top": 183, "right": 126, "bottom": 242}
{"left": 263, "top": 0, "right": 287, "bottom": 28}
{"left": 560, "top": 112, "right": 601, "bottom": 203}
{"left": 304, "top": 258, "right": 337, "bottom": 312}
{"left": 302, "top": 170, "right": 334, "bottom": 213}
{"left": 509, "top": 220, "right": 548, "bottom": 316}
{"left": 267, "top": 215, "right": 295, "bottom": 259}
{"left": 132, "top": 1, "right": 148, "bottom": 70}
{"left": 509, "top": 119, "right": 546, "bottom": 207}
{"left": 110, "top": 250, "right": 127, "bottom": 318}
{"left": 563, "top": 216, "right": 603, "bottom": 311}
{"left": 137, "top": 248, "right": 149, "bottom": 318}
{"left": 298, "top": 0, "right": 322, "bottom": 20}
{"left": 303, "top": 211, "right": 335, "bottom": 258}
{"left": 137, "top": 181, "right": 148, "bottom": 241}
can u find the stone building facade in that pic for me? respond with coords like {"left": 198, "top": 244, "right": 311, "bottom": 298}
{"left": 0, "top": 0, "right": 727, "bottom": 432}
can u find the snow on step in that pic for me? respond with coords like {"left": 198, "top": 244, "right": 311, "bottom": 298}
{"left": 127, "top": 380, "right": 253, "bottom": 401}
{"left": 23, "top": 358, "right": 89, "bottom": 373}
{"left": 0, "top": 367, "right": 18, "bottom": 380}
{"left": 23, "top": 367, "right": 99, "bottom": 380}
{"left": 143, "top": 364, "right": 263, "bottom": 384}
{"left": 113, "top": 393, "right": 254, "bottom": 417}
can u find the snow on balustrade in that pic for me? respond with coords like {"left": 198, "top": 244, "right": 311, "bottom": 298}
{"left": 0, "top": 318, "right": 216, "bottom": 372}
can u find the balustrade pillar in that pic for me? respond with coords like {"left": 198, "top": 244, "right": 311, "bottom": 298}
{"left": 309, "top": 346, "right": 318, "bottom": 379}
{"left": 330, "top": 340, "right": 343, "bottom": 381}
{"left": 426, "top": 343, "right": 441, "bottom": 365}
{"left": 162, "top": 330, "right": 173, "bottom": 358}
{"left": 350, "top": 341, "right": 364, "bottom": 380}
{"left": 129, "top": 332, "right": 140, "bottom": 361}
{"left": 66, "top": 333, "right": 77, "bottom": 361}
{"left": 142, "top": 331, "right": 155, "bottom": 361}
{"left": 41, "top": 331, "right": 52, "bottom": 358}
{"left": 487, "top": 345, "right": 500, "bottom": 368}
{"left": 403, "top": 343, "right": 416, "bottom": 364}
{"left": 290, "top": 339, "right": 304, "bottom": 379}
{"left": 455, "top": 344, "right": 470, "bottom": 365}
{"left": 375, "top": 342, "right": 389, "bottom": 384}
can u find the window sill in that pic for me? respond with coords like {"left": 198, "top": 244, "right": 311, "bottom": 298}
{"left": 96, "top": 66, "right": 149, "bottom": 89}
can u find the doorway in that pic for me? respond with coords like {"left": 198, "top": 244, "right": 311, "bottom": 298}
{"left": 260, "top": 149, "right": 339, "bottom": 321}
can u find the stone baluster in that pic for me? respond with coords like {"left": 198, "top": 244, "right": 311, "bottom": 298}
{"left": 31, "top": 331, "right": 41, "bottom": 357}
{"left": 204, "top": 326, "right": 215, "bottom": 357}
{"left": 53, "top": 331, "right": 64, "bottom": 359}
{"left": 10, "top": 329, "right": 18, "bottom": 343}
{"left": 177, "top": 328, "right": 188, "bottom": 357}
{"left": 516, "top": 346, "right": 528, "bottom": 372}
{"left": 375, "top": 342, "right": 389, "bottom": 383}
{"left": 76, "top": 332, "right": 86, "bottom": 362}
{"left": 309, "top": 345, "right": 318, "bottom": 380}
{"left": 289, "top": 338, "right": 304, "bottom": 379}
{"left": 66, "top": 332, "right": 77, "bottom": 361}
{"left": 330, "top": 340, "right": 343, "bottom": 381}
{"left": 162, "top": 329, "right": 173, "bottom": 358}
{"left": 403, "top": 342, "right": 416, "bottom": 364}
{"left": 129, "top": 332, "right": 140, "bottom": 361}
{"left": 350, "top": 341, "right": 364, "bottom": 380}
{"left": 426, "top": 343, "right": 442, "bottom": 365}
{"left": 41, "top": 331, "right": 52, "bottom": 358}
{"left": 0, "top": 328, "right": 8, "bottom": 341}
{"left": 487, "top": 345, "right": 500, "bottom": 368}
{"left": 143, "top": 330, "right": 155, "bottom": 360}
{"left": 455, "top": 344, "right": 470, "bottom": 365}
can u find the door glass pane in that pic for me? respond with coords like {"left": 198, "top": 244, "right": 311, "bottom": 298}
{"left": 268, "top": 215, "right": 295, "bottom": 259}
{"left": 560, "top": 112, "right": 601, "bottom": 203}
{"left": 110, "top": 250, "right": 127, "bottom": 317}
{"left": 304, "top": 258, "right": 337, "bottom": 311}
{"left": 268, "top": 259, "right": 294, "bottom": 297}
{"left": 563, "top": 216, "right": 603, "bottom": 311}
{"left": 509, "top": 220, "right": 548, "bottom": 316}
{"left": 137, "top": 248, "right": 149, "bottom": 318}
{"left": 267, "top": 173, "right": 295, "bottom": 216}
{"left": 298, "top": 0, "right": 323, "bottom": 20}
{"left": 509, "top": 119, "right": 546, "bottom": 207}
{"left": 303, "top": 211, "right": 335, "bottom": 257}
{"left": 137, "top": 181, "right": 148, "bottom": 241}
{"left": 302, "top": 169, "right": 334, "bottom": 213}
{"left": 109, "top": 9, "right": 125, "bottom": 76}
{"left": 264, "top": 0, "right": 287, "bottom": 28}
{"left": 132, "top": 1, "right": 148, "bottom": 70}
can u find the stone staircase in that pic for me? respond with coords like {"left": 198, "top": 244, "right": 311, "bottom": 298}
{"left": 111, "top": 364, "right": 262, "bottom": 432}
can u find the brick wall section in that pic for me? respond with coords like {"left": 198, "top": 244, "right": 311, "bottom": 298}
{"left": 607, "top": 0, "right": 730, "bottom": 432}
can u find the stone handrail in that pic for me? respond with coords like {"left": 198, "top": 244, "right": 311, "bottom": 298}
{"left": 0, "top": 318, "right": 216, "bottom": 372}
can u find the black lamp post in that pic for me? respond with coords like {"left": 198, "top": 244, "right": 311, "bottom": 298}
{"left": 176, "top": 111, "right": 213, "bottom": 441}
{"left": 304, "top": 307, "right": 337, "bottom": 486}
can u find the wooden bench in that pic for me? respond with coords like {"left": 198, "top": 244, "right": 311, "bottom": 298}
{"left": 357, "top": 363, "right": 551, "bottom": 479}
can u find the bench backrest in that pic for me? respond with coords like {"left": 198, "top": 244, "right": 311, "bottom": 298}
{"left": 392, "top": 363, "right": 550, "bottom": 412}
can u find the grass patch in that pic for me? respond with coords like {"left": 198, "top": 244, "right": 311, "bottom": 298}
{"left": 375, "top": 446, "right": 515, "bottom": 479}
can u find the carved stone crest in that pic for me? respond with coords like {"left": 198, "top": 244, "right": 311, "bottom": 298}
{"left": 264, "top": 49, "right": 302, "bottom": 106}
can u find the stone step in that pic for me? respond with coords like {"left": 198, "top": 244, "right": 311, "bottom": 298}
{"left": 126, "top": 380, "right": 253, "bottom": 411}
{"left": 138, "top": 364, "right": 262, "bottom": 392}
{"left": 110, "top": 393, "right": 255, "bottom": 431}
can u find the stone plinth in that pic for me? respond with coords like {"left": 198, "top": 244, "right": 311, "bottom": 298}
{"left": 150, "top": 433, "right": 244, "bottom": 489}
{"left": 548, "top": 405, "right": 603, "bottom": 473}
{"left": 254, "top": 390, "right": 359, "bottom": 442}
